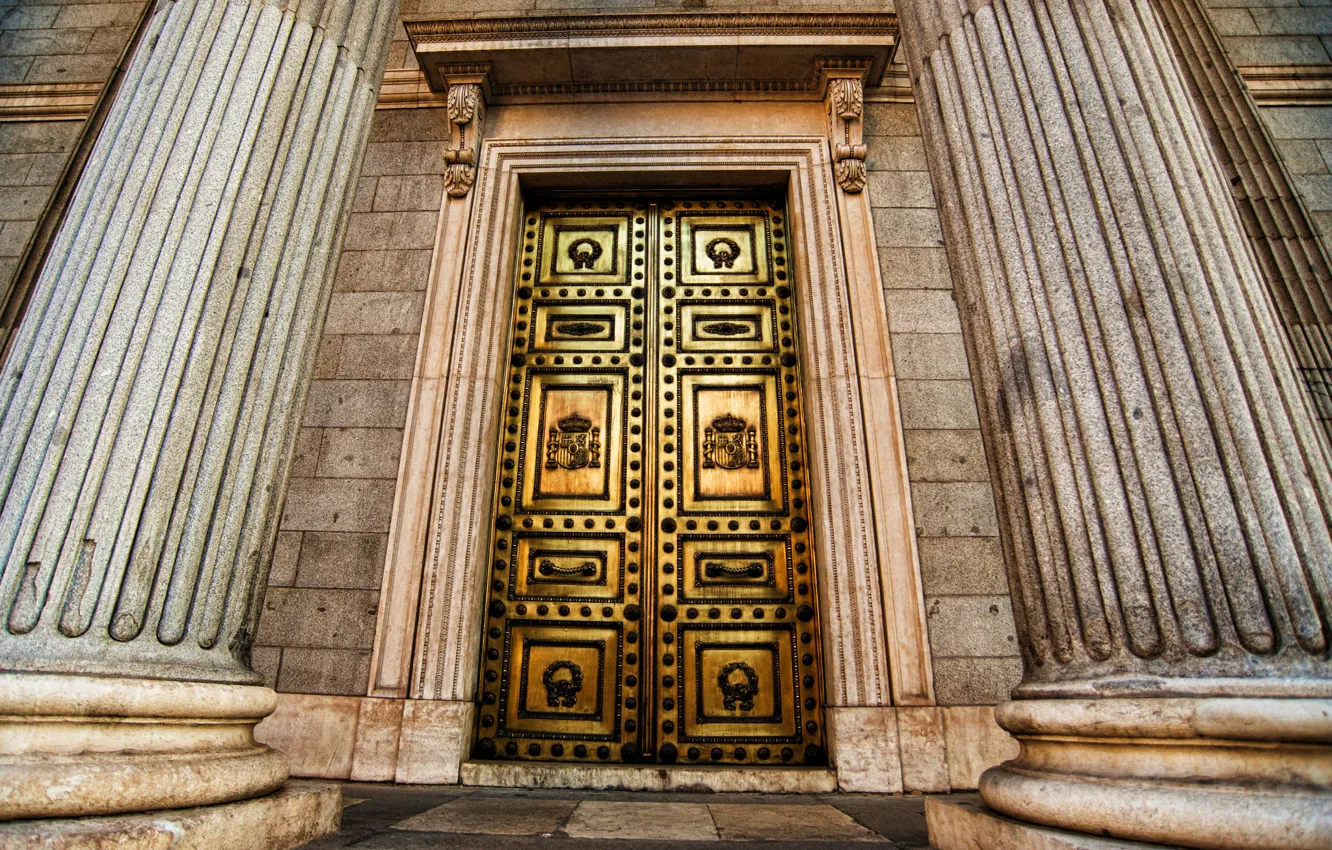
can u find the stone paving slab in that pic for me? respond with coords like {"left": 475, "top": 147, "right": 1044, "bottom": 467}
{"left": 395, "top": 797, "right": 578, "bottom": 835}
{"left": 564, "top": 802, "right": 720, "bottom": 841}
{"left": 709, "top": 803, "right": 888, "bottom": 842}
{"left": 305, "top": 781, "right": 944, "bottom": 849}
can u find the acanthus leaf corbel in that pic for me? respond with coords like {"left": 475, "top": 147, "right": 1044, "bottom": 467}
{"left": 442, "top": 68, "right": 491, "bottom": 198}
{"left": 826, "top": 75, "right": 868, "bottom": 193}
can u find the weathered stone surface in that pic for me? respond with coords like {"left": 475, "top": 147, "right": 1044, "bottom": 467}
{"left": 883, "top": 288, "right": 962, "bottom": 334}
{"left": 910, "top": 482, "right": 999, "bottom": 537}
{"left": 257, "top": 589, "right": 379, "bottom": 650}
{"left": 918, "top": 537, "right": 1009, "bottom": 595}
{"left": 904, "top": 429, "right": 990, "bottom": 482}
{"left": 280, "top": 478, "right": 396, "bottom": 533}
{"left": 898, "top": 706, "right": 950, "bottom": 793}
{"left": 828, "top": 706, "right": 904, "bottom": 794}
{"left": 334, "top": 249, "right": 433, "bottom": 292}
{"left": 294, "top": 531, "right": 387, "bottom": 589}
{"left": 871, "top": 207, "right": 944, "bottom": 247}
{"left": 302, "top": 380, "right": 411, "bottom": 428}
{"left": 324, "top": 291, "right": 425, "bottom": 336}
{"left": 925, "top": 595, "right": 1019, "bottom": 658}
{"left": 337, "top": 334, "right": 418, "bottom": 379}
{"left": 316, "top": 428, "right": 404, "bottom": 479}
{"left": 879, "top": 245, "right": 954, "bottom": 289}
{"left": 891, "top": 333, "right": 973, "bottom": 380}
{"left": 933, "top": 658, "right": 1024, "bottom": 707}
{"left": 276, "top": 647, "right": 372, "bottom": 696}
{"left": 896, "top": 380, "right": 981, "bottom": 429}
{"left": 0, "top": 781, "right": 340, "bottom": 850}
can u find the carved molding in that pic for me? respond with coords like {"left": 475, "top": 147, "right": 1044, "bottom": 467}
{"left": 0, "top": 82, "right": 100, "bottom": 122}
{"left": 369, "top": 138, "right": 928, "bottom": 708}
{"left": 407, "top": 12, "right": 898, "bottom": 42}
{"left": 443, "top": 76, "right": 486, "bottom": 198}
{"left": 826, "top": 76, "right": 868, "bottom": 193}
{"left": 407, "top": 15, "right": 890, "bottom": 104}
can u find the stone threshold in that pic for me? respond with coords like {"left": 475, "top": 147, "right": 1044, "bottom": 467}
{"left": 461, "top": 761, "right": 839, "bottom": 793}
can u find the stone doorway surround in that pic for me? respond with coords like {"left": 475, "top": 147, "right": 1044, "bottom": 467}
{"left": 342, "top": 16, "right": 937, "bottom": 788}
{"left": 366, "top": 125, "right": 929, "bottom": 790}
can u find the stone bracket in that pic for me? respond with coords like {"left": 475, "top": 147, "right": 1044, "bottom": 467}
{"left": 826, "top": 74, "right": 868, "bottom": 193}
{"left": 442, "top": 68, "right": 491, "bottom": 198}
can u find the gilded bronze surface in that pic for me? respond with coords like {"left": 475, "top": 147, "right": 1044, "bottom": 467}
{"left": 474, "top": 197, "right": 826, "bottom": 767}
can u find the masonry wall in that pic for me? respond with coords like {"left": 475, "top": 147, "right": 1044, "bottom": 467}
{"left": 863, "top": 100, "right": 1022, "bottom": 707}
{"left": 1203, "top": 1, "right": 1332, "bottom": 251}
{"left": 0, "top": 1, "right": 146, "bottom": 306}
{"left": 252, "top": 108, "right": 445, "bottom": 695}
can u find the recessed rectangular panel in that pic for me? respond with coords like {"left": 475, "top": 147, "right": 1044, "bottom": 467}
{"left": 531, "top": 301, "right": 630, "bottom": 352}
{"left": 511, "top": 533, "right": 625, "bottom": 602}
{"left": 679, "top": 301, "right": 777, "bottom": 352}
{"left": 679, "top": 212, "right": 771, "bottom": 285}
{"left": 539, "top": 214, "right": 632, "bottom": 285}
{"left": 678, "top": 371, "right": 785, "bottom": 514}
{"left": 518, "top": 370, "right": 626, "bottom": 513}
{"left": 499, "top": 621, "right": 623, "bottom": 741}
{"left": 676, "top": 624, "right": 801, "bottom": 742}
{"left": 677, "top": 535, "right": 792, "bottom": 603}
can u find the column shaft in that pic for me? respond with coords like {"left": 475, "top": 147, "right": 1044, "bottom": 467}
{"left": 0, "top": 0, "right": 399, "bottom": 821}
{"left": 899, "top": 0, "right": 1332, "bottom": 845}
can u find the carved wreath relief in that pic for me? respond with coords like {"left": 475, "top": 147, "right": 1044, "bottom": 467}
{"left": 718, "top": 661, "right": 760, "bottom": 711}
{"left": 475, "top": 197, "right": 825, "bottom": 767}
{"left": 543, "top": 660, "right": 585, "bottom": 708}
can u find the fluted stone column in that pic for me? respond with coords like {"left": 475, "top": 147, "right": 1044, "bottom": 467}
{"left": 898, "top": 0, "right": 1332, "bottom": 847}
{"left": 0, "top": 0, "right": 398, "bottom": 822}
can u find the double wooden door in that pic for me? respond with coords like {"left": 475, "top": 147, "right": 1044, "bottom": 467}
{"left": 472, "top": 194, "right": 826, "bottom": 766}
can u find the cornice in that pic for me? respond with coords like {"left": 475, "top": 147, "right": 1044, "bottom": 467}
{"left": 405, "top": 12, "right": 898, "bottom": 43}
{"left": 405, "top": 12, "right": 897, "bottom": 104}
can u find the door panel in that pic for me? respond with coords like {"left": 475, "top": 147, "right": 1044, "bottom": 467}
{"left": 474, "top": 196, "right": 825, "bottom": 767}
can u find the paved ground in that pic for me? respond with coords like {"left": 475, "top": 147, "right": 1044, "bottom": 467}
{"left": 310, "top": 783, "right": 956, "bottom": 848}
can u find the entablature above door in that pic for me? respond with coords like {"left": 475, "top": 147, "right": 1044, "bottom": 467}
{"left": 403, "top": 13, "right": 898, "bottom": 105}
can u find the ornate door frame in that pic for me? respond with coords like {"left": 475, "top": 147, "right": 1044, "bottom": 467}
{"left": 367, "top": 135, "right": 932, "bottom": 783}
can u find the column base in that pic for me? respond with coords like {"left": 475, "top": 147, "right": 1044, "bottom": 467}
{"left": 981, "top": 697, "right": 1332, "bottom": 850}
{"left": 0, "top": 672, "right": 288, "bottom": 820}
{"left": 926, "top": 797, "right": 1175, "bottom": 850}
{"left": 0, "top": 780, "right": 340, "bottom": 849}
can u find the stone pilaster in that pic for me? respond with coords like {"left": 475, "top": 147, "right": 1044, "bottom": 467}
{"left": 0, "top": 0, "right": 399, "bottom": 822}
{"left": 898, "top": 0, "right": 1332, "bottom": 846}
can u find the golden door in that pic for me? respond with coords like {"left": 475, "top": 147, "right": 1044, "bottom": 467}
{"left": 472, "top": 195, "right": 826, "bottom": 766}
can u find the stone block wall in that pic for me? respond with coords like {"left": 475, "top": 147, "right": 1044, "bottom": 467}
{"left": 0, "top": 121, "right": 78, "bottom": 292}
{"left": 0, "top": 1, "right": 142, "bottom": 85}
{"left": 252, "top": 108, "right": 446, "bottom": 696}
{"left": 863, "top": 100, "right": 1023, "bottom": 706}
{"left": 1203, "top": 1, "right": 1332, "bottom": 252}
{"left": 1263, "top": 105, "right": 1332, "bottom": 247}
{"left": 0, "top": 1, "right": 147, "bottom": 319}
